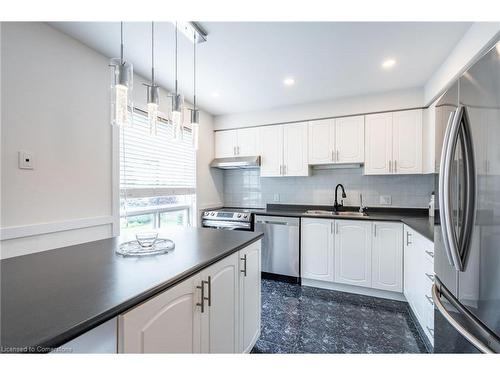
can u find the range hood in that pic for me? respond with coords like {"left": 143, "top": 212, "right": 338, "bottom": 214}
{"left": 210, "top": 156, "right": 261, "bottom": 169}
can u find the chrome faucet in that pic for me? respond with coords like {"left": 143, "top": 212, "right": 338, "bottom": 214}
{"left": 359, "top": 193, "right": 365, "bottom": 213}
{"left": 334, "top": 184, "right": 347, "bottom": 211}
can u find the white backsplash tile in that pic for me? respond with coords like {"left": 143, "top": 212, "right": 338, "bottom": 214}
{"left": 222, "top": 168, "right": 434, "bottom": 209}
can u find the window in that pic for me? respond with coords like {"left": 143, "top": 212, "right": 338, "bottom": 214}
{"left": 120, "top": 110, "right": 196, "bottom": 234}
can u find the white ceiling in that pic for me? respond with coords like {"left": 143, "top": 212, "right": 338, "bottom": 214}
{"left": 50, "top": 22, "right": 472, "bottom": 116}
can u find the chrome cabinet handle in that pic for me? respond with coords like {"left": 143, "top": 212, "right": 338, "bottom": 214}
{"left": 373, "top": 224, "right": 377, "bottom": 237}
{"left": 196, "top": 280, "right": 205, "bottom": 313}
{"left": 331, "top": 150, "right": 335, "bottom": 162}
{"left": 389, "top": 160, "right": 392, "bottom": 173}
{"left": 425, "top": 250, "right": 434, "bottom": 258}
{"left": 206, "top": 276, "right": 212, "bottom": 307}
{"left": 425, "top": 273, "right": 435, "bottom": 282}
{"left": 283, "top": 165, "right": 286, "bottom": 175}
{"left": 425, "top": 294, "right": 434, "bottom": 306}
{"left": 335, "top": 222, "right": 339, "bottom": 234}
{"left": 394, "top": 160, "right": 397, "bottom": 173}
{"left": 233, "top": 146, "right": 236, "bottom": 156}
{"left": 330, "top": 222, "right": 333, "bottom": 234}
{"left": 237, "top": 146, "right": 240, "bottom": 155}
{"left": 406, "top": 231, "right": 412, "bottom": 246}
{"left": 241, "top": 254, "right": 247, "bottom": 277}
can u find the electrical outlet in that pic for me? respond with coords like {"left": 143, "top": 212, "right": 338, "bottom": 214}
{"left": 379, "top": 195, "right": 392, "bottom": 205}
{"left": 18, "top": 150, "right": 34, "bottom": 170}
{"left": 273, "top": 193, "right": 280, "bottom": 202}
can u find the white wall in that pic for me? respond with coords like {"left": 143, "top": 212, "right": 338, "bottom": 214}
{"left": 0, "top": 22, "right": 221, "bottom": 259}
{"left": 214, "top": 87, "right": 424, "bottom": 130}
{"left": 424, "top": 22, "right": 500, "bottom": 105}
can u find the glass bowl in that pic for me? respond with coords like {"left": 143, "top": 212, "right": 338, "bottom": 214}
{"left": 135, "top": 232, "right": 159, "bottom": 248}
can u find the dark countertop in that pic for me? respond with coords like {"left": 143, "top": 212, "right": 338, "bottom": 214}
{"left": 229, "top": 204, "right": 434, "bottom": 242}
{"left": 0, "top": 227, "right": 263, "bottom": 353}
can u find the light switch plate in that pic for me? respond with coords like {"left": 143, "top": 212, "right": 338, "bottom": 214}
{"left": 379, "top": 195, "right": 392, "bottom": 205}
{"left": 273, "top": 193, "right": 280, "bottom": 202}
{"left": 18, "top": 150, "right": 34, "bottom": 170}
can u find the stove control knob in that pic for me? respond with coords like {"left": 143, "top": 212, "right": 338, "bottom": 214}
{"left": 211, "top": 212, "right": 215, "bottom": 216}
{"left": 243, "top": 215, "right": 248, "bottom": 218}
{"left": 237, "top": 214, "right": 242, "bottom": 218}
{"left": 203, "top": 212, "right": 208, "bottom": 216}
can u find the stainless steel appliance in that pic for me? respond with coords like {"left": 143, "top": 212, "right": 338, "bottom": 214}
{"left": 433, "top": 41, "right": 500, "bottom": 353}
{"left": 201, "top": 209, "right": 253, "bottom": 231}
{"left": 210, "top": 155, "right": 261, "bottom": 170}
{"left": 254, "top": 215, "right": 300, "bottom": 282}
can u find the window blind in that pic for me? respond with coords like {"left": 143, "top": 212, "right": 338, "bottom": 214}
{"left": 120, "top": 110, "right": 196, "bottom": 198}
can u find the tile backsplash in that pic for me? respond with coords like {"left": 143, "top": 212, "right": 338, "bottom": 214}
{"left": 223, "top": 168, "right": 434, "bottom": 209}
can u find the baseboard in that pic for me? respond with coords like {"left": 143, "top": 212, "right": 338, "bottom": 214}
{"left": 301, "top": 278, "right": 406, "bottom": 302}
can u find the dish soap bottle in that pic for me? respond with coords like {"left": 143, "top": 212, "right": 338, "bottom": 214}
{"left": 429, "top": 192, "right": 435, "bottom": 217}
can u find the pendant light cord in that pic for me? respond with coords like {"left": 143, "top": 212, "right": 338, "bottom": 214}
{"left": 120, "top": 21, "right": 124, "bottom": 64}
{"left": 193, "top": 32, "right": 197, "bottom": 111}
{"left": 151, "top": 22, "right": 155, "bottom": 85}
{"left": 175, "top": 22, "right": 178, "bottom": 95}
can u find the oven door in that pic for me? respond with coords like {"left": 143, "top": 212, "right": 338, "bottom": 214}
{"left": 202, "top": 220, "right": 251, "bottom": 231}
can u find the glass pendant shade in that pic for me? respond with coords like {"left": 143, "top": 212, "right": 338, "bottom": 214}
{"left": 146, "top": 85, "right": 160, "bottom": 136}
{"left": 190, "top": 109, "right": 200, "bottom": 150}
{"left": 110, "top": 58, "right": 133, "bottom": 127}
{"left": 172, "top": 94, "right": 184, "bottom": 141}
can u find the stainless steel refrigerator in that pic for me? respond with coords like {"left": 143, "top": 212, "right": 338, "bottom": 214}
{"left": 433, "top": 41, "right": 500, "bottom": 353}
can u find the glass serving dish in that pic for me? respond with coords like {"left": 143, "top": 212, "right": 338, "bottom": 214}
{"left": 116, "top": 238, "right": 175, "bottom": 257}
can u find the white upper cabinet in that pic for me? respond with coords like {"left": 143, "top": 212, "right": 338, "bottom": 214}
{"left": 335, "top": 115, "right": 365, "bottom": 163}
{"left": 334, "top": 220, "right": 372, "bottom": 288}
{"left": 371, "top": 222, "right": 403, "bottom": 292}
{"left": 283, "top": 122, "right": 309, "bottom": 176}
{"left": 260, "top": 123, "right": 309, "bottom": 177}
{"left": 365, "top": 113, "right": 393, "bottom": 174}
{"left": 308, "top": 116, "right": 364, "bottom": 165}
{"left": 392, "top": 109, "right": 422, "bottom": 174}
{"left": 308, "top": 119, "right": 335, "bottom": 164}
{"left": 365, "top": 109, "right": 423, "bottom": 175}
{"left": 215, "top": 130, "right": 238, "bottom": 158}
{"left": 301, "top": 218, "right": 335, "bottom": 282}
{"left": 215, "top": 128, "right": 260, "bottom": 158}
{"left": 259, "top": 125, "right": 284, "bottom": 177}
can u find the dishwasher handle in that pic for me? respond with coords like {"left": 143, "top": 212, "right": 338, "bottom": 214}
{"left": 254, "top": 216, "right": 299, "bottom": 226}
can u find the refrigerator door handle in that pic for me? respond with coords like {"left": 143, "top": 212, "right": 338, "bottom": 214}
{"left": 439, "top": 106, "right": 476, "bottom": 272}
{"left": 432, "top": 282, "right": 499, "bottom": 353}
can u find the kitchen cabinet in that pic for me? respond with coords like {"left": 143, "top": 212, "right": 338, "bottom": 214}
{"left": 200, "top": 252, "right": 239, "bottom": 353}
{"left": 118, "top": 273, "right": 202, "bottom": 353}
{"left": 365, "top": 109, "right": 422, "bottom": 175}
{"left": 119, "top": 242, "right": 261, "bottom": 353}
{"left": 371, "top": 222, "right": 403, "bottom": 292}
{"left": 334, "top": 220, "right": 372, "bottom": 288}
{"left": 215, "top": 128, "right": 259, "bottom": 158}
{"left": 239, "top": 241, "right": 261, "bottom": 353}
{"left": 403, "top": 225, "right": 434, "bottom": 346}
{"left": 308, "top": 116, "right": 364, "bottom": 165}
{"left": 260, "top": 122, "right": 309, "bottom": 177}
{"left": 301, "top": 218, "right": 335, "bottom": 282}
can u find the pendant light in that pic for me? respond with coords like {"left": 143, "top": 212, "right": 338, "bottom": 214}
{"left": 190, "top": 32, "right": 200, "bottom": 150}
{"left": 110, "top": 22, "right": 133, "bottom": 128}
{"left": 171, "top": 22, "right": 184, "bottom": 141}
{"left": 144, "top": 22, "right": 160, "bottom": 136}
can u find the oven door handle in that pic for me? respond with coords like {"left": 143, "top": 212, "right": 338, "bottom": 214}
{"left": 202, "top": 220, "right": 251, "bottom": 229}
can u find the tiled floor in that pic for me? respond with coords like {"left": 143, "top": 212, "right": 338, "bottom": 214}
{"left": 251, "top": 279, "right": 428, "bottom": 354}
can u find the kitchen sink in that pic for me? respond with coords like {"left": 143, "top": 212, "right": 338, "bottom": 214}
{"left": 304, "top": 210, "right": 368, "bottom": 217}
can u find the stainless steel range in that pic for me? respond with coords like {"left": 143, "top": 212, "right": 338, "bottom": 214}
{"left": 201, "top": 209, "right": 254, "bottom": 231}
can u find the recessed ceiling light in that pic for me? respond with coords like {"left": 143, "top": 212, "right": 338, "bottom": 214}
{"left": 211, "top": 91, "right": 220, "bottom": 98}
{"left": 283, "top": 77, "right": 295, "bottom": 86}
{"left": 382, "top": 59, "right": 397, "bottom": 69}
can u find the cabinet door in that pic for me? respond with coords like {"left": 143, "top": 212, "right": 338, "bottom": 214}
{"left": 283, "top": 122, "right": 309, "bottom": 176}
{"left": 239, "top": 241, "right": 261, "bottom": 353}
{"left": 371, "top": 222, "right": 403, "bottom": 292}
{"left": 392, "top": 109, "right": 422, "bottom": 174}
{"left": 334, "top": 220, "right": 372, "bottom": 287}
{"left": 301, "top": 218, "right": 334, "bottom": 282}
{"left": 118, "top": 274, "right": 202, "bottom": 353}
{"left": 364, "top": 113, "right": 393, "bottom": 175}
{"left": 335, "top": 115, "right": 365, "bottom": 163}
{"left": 237, "top": 127, "right": 260, "bottom": 157}
{"left": 259, "top": 125, "right": 283, "bottom": 177}
{"left": 201, "top": 252, "right": 239, "bottom": 353}
{"left": 308, "top": 119, "right": 335, "bottom": 164}
{"left": 215, "top": 130, "right": 238, "bottom": 158}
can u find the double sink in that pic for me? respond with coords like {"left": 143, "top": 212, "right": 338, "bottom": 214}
{"left": 304, "top": 210, "right": 368, "bottom": 218}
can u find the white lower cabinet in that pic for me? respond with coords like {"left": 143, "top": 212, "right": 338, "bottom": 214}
{"left": 239, "top": 241, "right": 261, "bottom": 353}
{"left": 118, "top": 241, "right": 261, "bottom": 353}
{"left": 301, "top": 218, "right": 335, "bottom": 281}
{"left": 371, "top": 222, "right": 403, "bottom": 292}
{"left": 334, "top": 220, "right": 372, "bottom": 287}
{"left": 301, "top": 219, "right": 404, "bottom": 293}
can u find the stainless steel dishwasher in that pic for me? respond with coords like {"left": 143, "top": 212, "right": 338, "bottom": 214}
{"left": 254, "top": 215, "right": 300, "bottom": 280}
